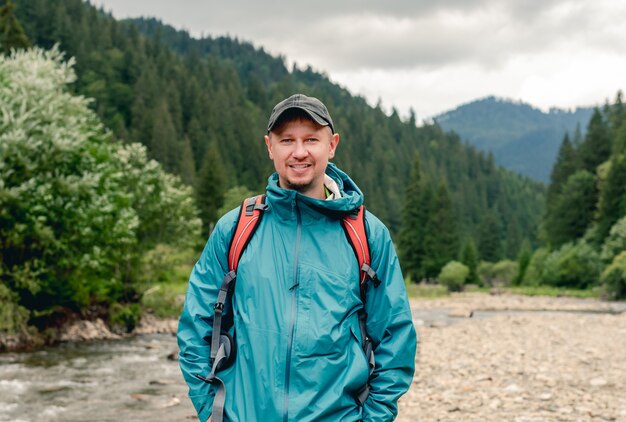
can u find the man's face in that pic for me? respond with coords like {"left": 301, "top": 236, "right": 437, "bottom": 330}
{"left": 265, "top": 117, "right": 340, "bottom": 199}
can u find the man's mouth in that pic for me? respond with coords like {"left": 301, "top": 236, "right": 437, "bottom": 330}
{"left": 289, "top": 164, "right": 312, "bottom": 169}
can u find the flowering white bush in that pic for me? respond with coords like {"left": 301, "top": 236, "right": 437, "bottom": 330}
{"left": 0, "top": 46, "right": 200, "bottom": 316}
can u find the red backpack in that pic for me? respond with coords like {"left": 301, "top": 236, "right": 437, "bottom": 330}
{"left": 196, "top": 195, "right": 380, "bottom": 421}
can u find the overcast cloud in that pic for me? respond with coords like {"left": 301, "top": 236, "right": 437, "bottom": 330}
{"left": 93, "top": 0, "right": 626, "bottom": 121}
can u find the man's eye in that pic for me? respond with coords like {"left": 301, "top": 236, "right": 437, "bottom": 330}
{"left": 280, "top": 139, "right": 293, "bottom": 144}
{"left": 306, "top": 138, "right": 318, "bottom": 143}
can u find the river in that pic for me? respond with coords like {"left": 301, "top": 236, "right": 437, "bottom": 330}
{"left": 0, "top": 334, "right": 194, "bottom": 422}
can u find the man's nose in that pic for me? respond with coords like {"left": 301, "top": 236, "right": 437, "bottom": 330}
{"left": 292, "top": 140, "right": 308, "bottom": 158}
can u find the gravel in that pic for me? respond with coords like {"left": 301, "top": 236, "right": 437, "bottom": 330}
{"left": 398, "top": 294, "right": 626, "bottom": 422}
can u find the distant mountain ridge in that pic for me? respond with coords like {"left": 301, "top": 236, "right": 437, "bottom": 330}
{"left": 435, "top": 96, "right": 594, "bottom": 182}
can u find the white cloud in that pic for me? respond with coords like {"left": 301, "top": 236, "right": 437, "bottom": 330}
{"left": 92, "top": 0, "right": 626, "bottom": 118}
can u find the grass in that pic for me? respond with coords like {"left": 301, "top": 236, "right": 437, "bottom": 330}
{"left": 405, "top": 279, "right": 602, "bottom": 300}
{"left": 405, "top": 282, "right": 450, "bottom": 299}
{"left": 503, "top": 285, "right": 601, "bottom": 299}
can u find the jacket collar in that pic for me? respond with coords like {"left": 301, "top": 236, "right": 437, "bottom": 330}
{"left": 265, "top": 163, "right": 363, "bottom": 221}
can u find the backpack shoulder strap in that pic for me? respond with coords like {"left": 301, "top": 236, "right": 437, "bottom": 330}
{"left": 341, "top": 205, "right": 380, "bottom": 406}
{"left": 227, "top": 194, "right": 267, "bottom": 272}
{"left": 341, "top": 205, "right": 381, "bottom": 301}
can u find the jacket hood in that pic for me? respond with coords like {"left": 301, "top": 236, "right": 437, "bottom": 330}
{"left": 266, "top": 162, "right": 364, "bottom": 218}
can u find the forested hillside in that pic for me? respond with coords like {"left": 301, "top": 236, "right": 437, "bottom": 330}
{"left": 13, "top": 0, "right": 544, "bottom": 253}
{"left": 520, "top": 93, "right": 626, "bottom": 299}
{"left": 436, "top": 96, "right": 594, "bottom": 182}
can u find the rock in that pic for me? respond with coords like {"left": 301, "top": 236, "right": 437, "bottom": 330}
{"left": 161, "top": 397, "right": 180, "bottom": 408}
{"left": 590, "top": 377, "right": 608, "bottom": 387}
{"left": 489, "top": 399, "right": 501, "bottom": 410}
{"left": 130, "top": 393, "right": 150, "bottom": 401}
{"left": 150, "top": 379, "right": 175, "bottom": 386}
{"left": 167, "top": 351, "right": 179, "bottom": 361}
{"left": 59, "top": 319, "right": 120, "bottom": 342}
{"left": 134, "top": 314, "right": 178, "bottom": 335}
{"left": 504, "top": 383, "right": 522, "bottom": 393}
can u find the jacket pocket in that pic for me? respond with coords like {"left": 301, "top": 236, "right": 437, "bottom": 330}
{"left": 349, "top": 323, "right": 371, "bottom": 398}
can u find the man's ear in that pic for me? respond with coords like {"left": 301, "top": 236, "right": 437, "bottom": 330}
{"left": 328, "top": 133, "right": 340, "bottom": 159}
{"left": 264, "top": 135, "right": 273, "bottom": 160}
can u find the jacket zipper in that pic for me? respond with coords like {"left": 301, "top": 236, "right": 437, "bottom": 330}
{"left": 283, "top": 198, "right": 301, "bottom": 422}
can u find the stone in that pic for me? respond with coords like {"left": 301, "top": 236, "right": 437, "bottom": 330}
{"left": 504, "top": 383, "right": 522, "bottom": 393}
{"left": 589, "top": 378, "right": 608, "bottom": 387}
{"left": 162, "top": 397, "right": 181, "bottom": 408}
{"left": 59, "top": 319, "right": 120, "bottom": 342}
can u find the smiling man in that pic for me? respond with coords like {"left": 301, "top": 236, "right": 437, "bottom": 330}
{"left": 178, "top": 94, "right": 417, "bottom": 422}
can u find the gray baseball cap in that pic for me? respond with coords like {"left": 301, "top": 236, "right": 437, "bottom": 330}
{"left": 267, "top": 94, "right": 335, "bottom": 133}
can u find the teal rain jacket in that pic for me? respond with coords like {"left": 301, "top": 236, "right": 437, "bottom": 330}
{"left": 178, "top": 163, "right": 417, "bottom": 421}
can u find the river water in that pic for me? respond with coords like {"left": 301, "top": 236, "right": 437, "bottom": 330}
{"left": 0, "top": 334, "right": 195, "bottom": 422}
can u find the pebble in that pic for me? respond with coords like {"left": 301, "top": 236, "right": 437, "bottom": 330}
{"left": 504, "top": 383, "right": 522, "bottom": 393}
{"left": 590, "top": 377, "right": 608, "bottom": 387}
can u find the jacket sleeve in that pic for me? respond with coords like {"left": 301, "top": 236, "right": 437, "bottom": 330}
{"left": 362, "top": 214, "right": 417, "bottom": 421}
{"left": 177, "top": 210, "right": 238, "bottom": 422}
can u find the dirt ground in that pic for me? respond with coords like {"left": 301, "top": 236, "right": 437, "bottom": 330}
{"left": 398, "top": 293, "right": 626, "bottom": 422}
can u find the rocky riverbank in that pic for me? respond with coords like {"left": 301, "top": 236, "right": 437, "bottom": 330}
{"left": 399, "top": 293, "right": 626, "bottom": 422}
{"left": 0, "top": 314, "right": 180, "bottom": 352}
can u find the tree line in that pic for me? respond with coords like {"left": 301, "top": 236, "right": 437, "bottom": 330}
{"left": 0, "top": 0, "right": 562, "bottom": 343}
{"left": 11, "top": 0, "right": 544, "bottom": 241}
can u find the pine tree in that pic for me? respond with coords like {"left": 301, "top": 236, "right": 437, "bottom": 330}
{"left": 196, "top": 143, "right": 226, "bottom": 235}
{"left": 504, "top": 219, "right": 522, "bottom": 259}
{"left": 179, "top": 137, "right": 196, "bottom": 186}
{"left": 0, "top": 0, "right": 30, "bottom": 54}
{"left": 422, "top": 181, "right": 458, "bottom": 278}
{"left": 578, "top": 109, "right": 612, "bottom": 173}
{"left": 399, "top": 154, "right": 424, "bottom": 282}
{"left": 460, "top": 238, "right": 480, "bottom": 285}
{"left": 546, "top": 170, "right": 597, "bottom": 247}
{"left": 478, "top": 210, "right": 502, "bottom": 262}
{"left": 548, "top": 133, "right": 578, "bottom": 198}
{"left": 150, "top": 99, "right": 180, "bottom": 173}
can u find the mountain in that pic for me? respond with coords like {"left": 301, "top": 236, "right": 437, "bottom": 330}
{"left": 435, "top": 96, "right": 594, "bottom": 182}
{"left": 13, "top": 0, "right": 545, "bottom": 257}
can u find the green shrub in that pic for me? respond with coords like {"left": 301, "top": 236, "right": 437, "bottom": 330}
{"left": 438, "top": 261, "right": 469, "bottom": 292}
{"left": 600, "top": 251, "right": 626, "bottom": 300}
{"left": 109, "top": 303, "right": 142, "bottom": 333}
{"left": 0, "top": 284, "right": 29, "bottom": 334}
{"left": 491, "top": 260, "right": 519, "bottom": 286}
{"left": 601, "top": 216, "right": 626, "bottom": 263}
{"left": 477, "top": 261, "right": 495, "bottom": 286}
{"left": 541, "top": 241, "right": 602, "bottom": 289}
{"left": 522, "top": 247, "right": 550, "bottom": 285}
{"left": 513, "top": 241, "right": 532, "bottom": 285}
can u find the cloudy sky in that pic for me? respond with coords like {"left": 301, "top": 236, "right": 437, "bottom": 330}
{"left": 93, "top": 0, "right": 626, "bottom": 121}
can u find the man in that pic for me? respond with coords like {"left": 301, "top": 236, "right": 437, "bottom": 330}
{"left": 178, "top": 94, "right": 417, "bottom": 421}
